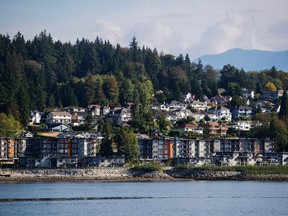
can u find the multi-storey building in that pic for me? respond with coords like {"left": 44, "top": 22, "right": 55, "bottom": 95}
{"left": 0, "top": 138, "right": 15, "bottom": 161}
{"left": 152, "top": 138, "right": 173, "bottom": 160}
{"left": 0, "top": 134, "right": 279, "bottom": 167}
{"left": 137, "top": 135, "right": 277, "bottom": 165}
{"left": 137, "top": 134, "right": 153, "bottom": 160}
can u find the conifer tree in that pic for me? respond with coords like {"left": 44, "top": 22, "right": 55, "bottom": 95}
{"left": 279, "top": 90, "right": 288, "bottom": 122}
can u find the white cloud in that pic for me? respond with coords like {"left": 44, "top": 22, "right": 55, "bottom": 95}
{"left": 124, "top": 20, "right": 174, "bottom": 53}
{"left": 1, "top": 0, "right": 287, "bottom": 58}
{"left": 93, "top": 19, "right": 124, "bottom": 44}
{"left": 189, "top": 11, "right": 266, "bottom": 58}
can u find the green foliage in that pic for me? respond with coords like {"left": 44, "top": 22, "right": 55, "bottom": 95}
{"left": 99, "top": 120, "right": 114, "bottom": 156}
{"left": 269, "top": 118, "right": 288, "bottom": 152}
{"left": 115, "top": 127, "right": 139, "bottom": 162}
{"left": 196, "top": 165, "right": 288, "bottom": 175}
{"left": 173, "top": 164, "right": 193, "bottom": 170}
{"left": 0, "top": 113, "right": 22, "bottom": 137}
{"left": 174, "top": 165, "right": 288, "bottom": 175}
{"left": 279, "top": 90, "right": 288, "bottom": 122}
{"left": 131, "top": 162, "right": 163, "bottom": 172}
{"left": 103, "top": 75, "right": 119, "bottom": 104}
{"left": 1, "top": 31, "right": 288, "bottom": 132}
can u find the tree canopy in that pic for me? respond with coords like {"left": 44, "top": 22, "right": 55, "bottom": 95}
{"left": 1, "top": 31, "right": 288, "bottom": 130}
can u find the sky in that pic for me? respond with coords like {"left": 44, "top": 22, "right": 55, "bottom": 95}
{"left": 0, "top": 0, "right": 287, "bottom": 59}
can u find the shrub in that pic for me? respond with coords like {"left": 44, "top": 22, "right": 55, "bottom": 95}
{"left": 130, "top": 163, "right": 163, "bottom": 172}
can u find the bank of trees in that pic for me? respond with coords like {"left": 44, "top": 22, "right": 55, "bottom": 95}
{"left": 1, "top": 31, "right": 288, "bottom": 127}
{"left": 1, "top": 31, "right": 288, "bottom": 151}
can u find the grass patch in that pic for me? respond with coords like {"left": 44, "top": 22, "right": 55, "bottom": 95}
{"left": 172, "top": 165, "right": 288, "bottom": 175}
{"left": 130, "top": 163, "right": 163, "bottom": 172}
{"left": 173, "top": 164, "right": 194, "bottom": 170}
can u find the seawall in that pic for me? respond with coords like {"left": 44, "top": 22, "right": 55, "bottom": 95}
{"left": 1, "top": 168, "right": 288, "bottom": 182}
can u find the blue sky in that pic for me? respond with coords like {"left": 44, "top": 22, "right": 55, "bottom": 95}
{"left": 0, "top": 0, "right": 287, "bottom": 59}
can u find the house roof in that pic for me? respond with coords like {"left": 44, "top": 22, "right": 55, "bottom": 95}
{"left": 235, "top": 105, "right": 253, "bottom": 110}
{"left": 49, "top": 112, "right": 72, "bottom": 116}
{"left": 191, "top": 100, "right": 206, "bottom": 105}
{"left": 89, "top": 104, "right": 101, "bottom": 109}
{"left": 168, "top": 100, "right": 187, "bottom": 106}
{"left": 175, "top": 124, "right": 202, "bottom": 130}
{"left": 205, "top": 122, "right": 220, "bottom": 127}
{"left": 208, "top": 106, "right": 230, "bottom": 112}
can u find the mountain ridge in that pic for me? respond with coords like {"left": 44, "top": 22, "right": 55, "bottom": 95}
{"left": 196, "top": 48, "right": 288, "bottom": 72}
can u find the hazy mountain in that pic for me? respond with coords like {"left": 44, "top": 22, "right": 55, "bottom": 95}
{"left": 196, "top": 48, "right": 288, "bottom": 72}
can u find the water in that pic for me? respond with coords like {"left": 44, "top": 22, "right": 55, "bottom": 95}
{"left": 0, "top": 181, "right": 288, "bottom": 216}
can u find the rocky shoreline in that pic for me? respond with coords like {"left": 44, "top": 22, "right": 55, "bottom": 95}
{"left": 1, "top": 168, "right": 288, "bottom": 182}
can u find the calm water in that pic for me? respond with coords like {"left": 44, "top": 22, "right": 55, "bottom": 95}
{"left": 0, "top": 181, "right": 287, "bottom": 216}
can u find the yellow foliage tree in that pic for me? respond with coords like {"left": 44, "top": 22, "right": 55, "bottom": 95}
{"left": 265, "top": 82, "right": 277, "bottom": 91}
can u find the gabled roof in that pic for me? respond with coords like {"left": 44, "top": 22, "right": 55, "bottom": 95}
{"left": 49, "top": 111, "right": 72, "bottom": 116}
{"left": 89, "top": 104, "right": 102, "bottom": 109}
{"left": 208, "top": 106, "right": 230, "bottom": 112}
{"left": 234, "top": 105, "right": 253, "bottom": 110}
{"left": 191, "top": 100, "right": 206, "bottom": 105}
{"left": 168, "top": 100, "right": 187, "bottom": 106}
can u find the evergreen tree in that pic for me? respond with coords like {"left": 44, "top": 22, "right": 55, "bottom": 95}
{"left": 269, "top": 118, "right": 288, "bottom": 152}
{"left": 85, "top": 73, "right": 96, "bottom": 106}
{"left": 115, "top": 127, "right": 139, "bottom": 161}
{"left": 103, "top": 75, "right": 119, "bottom": 104}
{"left": 279, "top": 90, "right": 288, "bottom": 122}
{"left": 129, "top": 36, "right": 138, "bottom": 63}
{"left": 99, "top": 120, "right": 114, "bottom": 156}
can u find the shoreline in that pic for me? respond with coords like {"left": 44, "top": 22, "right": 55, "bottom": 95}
{"left": 1, "top": 168, "right": 288, "bottom": 183}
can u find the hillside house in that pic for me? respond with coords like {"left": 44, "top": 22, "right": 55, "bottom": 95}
{"left": 109, "top": 107, "right": 131, "bottom": 125}
{"left": 210, "top": 95, "right": 232, "bottom": 106}
{"left": 49, "top": 123, "right": 72, "bottom": 132}
{"left": 29, "top": 110, "right": 43, "bottom": 125}
{"left": 231, "top": 121, "right": 252, "bottom": 131}
{"left": 241, "top": 88, "right": 255, "bottom": 99}
{"left": 232, "top": 105, "right": 253, "bottom": 118}
{"left": 190, "top": 100, "right": 208, "bottom": 111}
{"left": 167, "top": 100, "right": 187, "bottom": 111}
{"left": 46, "top": 112, "right": 72, "bottom": 125}
{"left": 173, "top": 124, "right": 203, "bottom": 135}
{"left": 207, "top": 106, "right": 232, "bottom": 122}
{"left": 88, "top": 104, "right": 102, "bottom": 117}
{"left": 262, "top": 90, "right": 283, "bottom": 99}
{"left": 203, "top": 122, "right": 228, "bottom": 137}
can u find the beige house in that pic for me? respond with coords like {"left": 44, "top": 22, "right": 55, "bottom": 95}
{"left": 174, "top": 124, "right": 203, "bottom": 135}
{"left": 46, "top": 112, "right": 72, "bottom": 125}
{"left": 203, "top": 122, "right": 228, "bottom": 137}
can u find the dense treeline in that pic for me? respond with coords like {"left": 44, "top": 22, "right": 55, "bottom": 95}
{"left": 1, "top": 31, "right": 288, "bottom": 127}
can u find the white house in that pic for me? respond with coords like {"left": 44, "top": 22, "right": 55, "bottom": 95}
{"left": 29, "top": 110, "right": 42, "bottom": 125}
{"left": 232, "top": 121, "right": 252, "bottom": 131}
{"left": 88, "top": 104, "right": 102, "bottom": 117}
{"left": 167, "top": 100, "right": 187, "bottom": 111}
{"left": 207, "top": 106, "right": 232, "bottom": 122}
{"left": 50, "top": 123, "right": 72, "bottom": 132}
{"left": 109, "top": 108, "right": 131, "bottom": 125}
{"left": 174, "top": 124, "right": 203, "bottom": 135}
{"left": 46, "top": 112, "right": 72, "bottom": 125}
{"left": 232, "top": 105, "right": 253, "bottom": 118}
{"left": 241, "top": 89, "right": 255, "bottom": 99}
{"left": 190, "top": 100, "right": 208, "bottom": 111}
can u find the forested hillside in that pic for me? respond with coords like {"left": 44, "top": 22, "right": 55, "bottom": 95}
{"left": 1, "top": 31, "right": 288, "bottom": 127}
